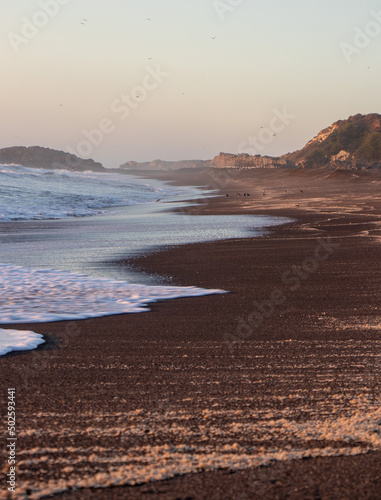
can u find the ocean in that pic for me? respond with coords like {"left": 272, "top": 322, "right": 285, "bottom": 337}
{"left": 0, "top": 163, "right": 189, "bottom": 221}
{"left": 0, "top": 164, "right": 287, "bottom": 355}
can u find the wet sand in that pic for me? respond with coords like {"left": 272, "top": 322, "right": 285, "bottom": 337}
{"left": 1, "top": 168, "right": 381, "bottom": 499}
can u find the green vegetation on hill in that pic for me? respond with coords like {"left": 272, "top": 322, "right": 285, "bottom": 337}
{"left": 357, "top": 131, "right": 381, "bottom": 161}
{"left": 305, "top": 149, "right": 328, "bottom": 167}
{"left": 290, "top": 114, "right": 381, "bottom": 168}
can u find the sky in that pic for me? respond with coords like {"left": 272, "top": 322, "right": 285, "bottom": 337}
{"left": 1, "top": 0, "right": 381, "bottom": 167}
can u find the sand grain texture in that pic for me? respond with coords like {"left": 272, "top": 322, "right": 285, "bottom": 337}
{"left": 1, "top": 168, "right": 381, "bottom": 499}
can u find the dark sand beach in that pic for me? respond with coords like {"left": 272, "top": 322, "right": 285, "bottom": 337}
{"left": 1, "top": 168, "right": 381, "bottom": 499}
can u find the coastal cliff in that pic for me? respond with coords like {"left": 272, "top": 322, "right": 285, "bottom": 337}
{"left": 210, "top": 153, "right": 292, "bottom": 169}
{"left": 208, "top": 114, "right": 381, "bottom": 171}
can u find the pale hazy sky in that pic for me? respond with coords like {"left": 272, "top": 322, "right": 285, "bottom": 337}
{"left": 2, "top": 0, "right": 381, "bottom": 167}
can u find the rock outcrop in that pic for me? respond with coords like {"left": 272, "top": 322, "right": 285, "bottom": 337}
{"left": 210, "top": 153, "right": 292, "bottom": 169}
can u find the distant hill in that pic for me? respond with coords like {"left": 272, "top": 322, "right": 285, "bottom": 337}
{"left": 119, "top": 159, "right": 211, "bottom": 171}
{"left": 285, "top": 113, "right": 381, "bottom": 170}
{"left": 0, "top": 146, "right": 105, "bottom": 172}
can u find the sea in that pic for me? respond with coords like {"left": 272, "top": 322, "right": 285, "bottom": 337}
{"left": 0, "top": 163, "right": 287, "bottom": 355}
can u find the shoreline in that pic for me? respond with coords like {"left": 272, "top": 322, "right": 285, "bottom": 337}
{"left": 1, "top": 168, "right": 381, "bottom": 499}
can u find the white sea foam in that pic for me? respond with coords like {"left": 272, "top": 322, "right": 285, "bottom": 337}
{"left": 0, "top": 163, "right": 189, "bottom": 221}
{"left": 0, "top": 263, "right": 225, "bottom": 354}
{"left": 0, "top": 329, "right": 45, "bottom": 356}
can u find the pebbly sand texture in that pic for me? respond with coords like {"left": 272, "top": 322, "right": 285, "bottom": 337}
{"left": 1, "top": 167, "right": 381, "bottom": 499}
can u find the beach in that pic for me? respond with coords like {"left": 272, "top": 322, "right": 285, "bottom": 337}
{"left": 1, "top": 167, "right": 381, "bottom": 499}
